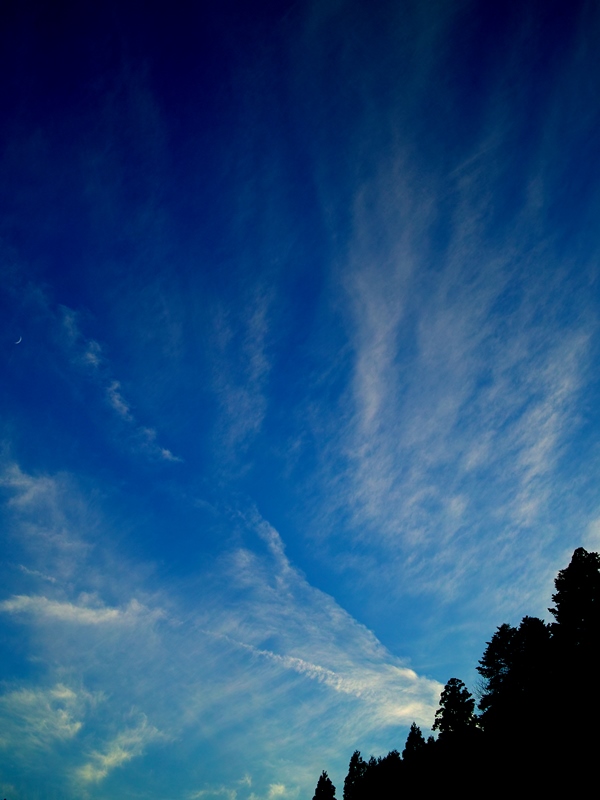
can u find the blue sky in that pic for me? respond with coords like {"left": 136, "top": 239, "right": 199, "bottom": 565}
{"left": 1, "top": 0, "right": 600, "bottom": 797}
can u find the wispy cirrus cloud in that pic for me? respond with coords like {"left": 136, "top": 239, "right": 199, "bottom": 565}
{"left": 105, "top": 377, "right": 181, "bottom": 461}
{"left": 61, "top": 308, "right": 182, "bottom": 463}
{"left": 210, "top": 511, "right": 441, "bottom": 728}
{"left": 0, "top": 462, "right": 441, "bottom": 798}
{"left": 76, "top": 714, "right": 166, "bottom": 784}
{"left": 293, "top": 1, "right": 597, "bottom": 631}
{"left": 0, "top": 270, "right": 181, "bottom": 464}
{"left": 321, "top": 188, "right": 592, "bottom": 627}
{"left": 212, "top": 287, "right": 274, "bottom": 456}
{"left": 0, "top": 684, "right": 92, "bottom": 752}
{"left": 188, "top": 775, "right": 295, "bottom": 800}
{"left": 0, "top": 594, "right": 163, "bottom": 626}
{"left": 106, "top": 380, "right": 133, "bottom": 421}
{"left": 189, "top": 788, "right": 239, "bottom": 800}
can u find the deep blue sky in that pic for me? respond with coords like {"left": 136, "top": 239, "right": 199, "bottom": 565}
{"left": 2, "top": 1, "right": 600, "bottom": 798}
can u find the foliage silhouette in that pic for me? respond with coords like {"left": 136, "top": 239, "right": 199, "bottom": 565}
{"left": 432, "top": 678, "right": 476, "bottom": 741}
{"left": 342, "top": 751, "right": 366, "bottom": 800}
{"left": 313, "top": 770, "right": 336, "bottom": 800}
{"left": 550, "top": 547, "right": 600, "bottom": 651}
{"left": 401, "top": 722, "right": 426, "bottom": 763}
{"left": 477, "top": 616, "right": 551, "bottom": 734}
{"left": 311, "top": 548, "right": 600, "bottom": 797}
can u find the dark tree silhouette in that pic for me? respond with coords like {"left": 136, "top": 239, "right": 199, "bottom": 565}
{"left": 312, "top": 548, "right": 600, "bottom": 799}
{"left": 363, "top": 751, "right": 402, "bottom": 797}
{"left": 477, "top": 622, "right": 517, "bottom": 715}
{"left": 313, "top": 770, "right": 336, "bottom": 800}
{"left": 432, "top": 678, "right": 481, "bottom": 783}
{"left": 432, "top": 678, "right": 476, "bottom": 741}
{"left": 377, "top": 749, "right": 402, "bottom": 782}
{"left": 549, "top": 547, "right": 600, "bottom": 783}
{"left": 550, "top": 547, "right": 600, "bottom": 651}
{"left": 476, "top": 616, "right": 552, "bottom": 789}
{"left": 402, "top": 722, "right": 426, "bottom": 762}
{"left": 399, "top": 723, "right": 429, "bottom": 793}
{"left": 477, "top": 616, "right": 550, "bottom": 733}
{"left": 343, "top": 751, "right": 366, "bottom": 800}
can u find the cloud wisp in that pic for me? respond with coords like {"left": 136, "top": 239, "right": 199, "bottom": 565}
{"left": 76, "top": 714, "right": 166, "bottom": 785}
{"left": 0, "top": 463, "right": 441, "bottom": 798}
{"left": 291, "top": 1, "right": 597, "bottom": 626}
{"left": 61, "top": 308, "right": 182, "bottom": 463}
{"left": 211, "top": 287, "right": 274, "bottom": 459}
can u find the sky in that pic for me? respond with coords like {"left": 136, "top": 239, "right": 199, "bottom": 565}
{"left": 1, "top": 0, "right": 600, "bottom": 797}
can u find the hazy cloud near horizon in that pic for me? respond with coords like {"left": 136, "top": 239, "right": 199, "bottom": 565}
{"left": 0, "top": 462, "right": 441, "bottom": 797}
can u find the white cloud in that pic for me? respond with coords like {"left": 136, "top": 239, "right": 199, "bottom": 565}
{"left": 0, "top": 464, "right": 92, "bottom": 582}
{"left": 107, "top": 380, "right": 134, "bottom": 421}
{"left": 0, "top": 684, "right": 94, "bottom": 752}
{"left": 0, "top": 594, "right": 162, "bottom": 626}
{"left": 247, "top": 784, "right": 299, "bottom": 800}
{"left": 139, "top": 426, "right": 183, "bottom": 462}
{"left": 197, "top": 511, "right": 442, "bottom": 732}
{"left": 76, "top": 715, "right": 165, "bottom": 784}
{"left": 0, "top": 594, "right": 119, "bottom": 624}
{"left": 298, "top": 77, "right": 594, "bottom": 624}
{"left": 584, "top": 518, "right": 600, "bottom": 552}
{"left": 267, "top": 786, "right": 287, "bottom": 799}
{"left": 0, "top": 462, "right": 441, "bottom": 797}
{"left": 212, "top": 287, "right": 273, "bottom": 453}
{"left": 18, "top": 564, "right": 57, "bottom": 583}
{"left": 275, "top": 1, "right": 600, "bottom": 652}
{"left": 1, "top": 463, "right": 63, "bottom": 513}
{"left": 57, "top": 304, "right": 181, "bottom": 462}
{"left": 106, "top": 385, "right": 182, "bottom": 461}
{"left": 189, "top": 788, "right": 238, "bottom": 800}
{"left": 83, "top": 339, "right": 102, "bottom": 367}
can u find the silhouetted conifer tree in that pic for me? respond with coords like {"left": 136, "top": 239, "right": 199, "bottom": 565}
{"left": 363, "top": 751, "right": 402, "bottom": 796}
{"left": 550, "top": 547, "right": 600, "bottom": 652}
{"left": 313, "top": 771, "right": 336, "bottom": 800}
{"left": 549, "top": 547, "right": 600, "bottom": 783}
{"left": 477, "top": 616, "right": 550, "bottom": 734}
{"left": 377, "top": 749, "right": 402, "bottom": 784}
{"left": 343, "top": 751, "right": 366, "bottom": 800}
{"left": 402, "top": 722, "right": 426, "bottom": 763}
{"left": 432, "top": 677, "right": 481, "bottom": 786}
{"left": 313, "top": 548, "right": 600, "bottom": 798}
{"left": 432, "top": 678, "right": 476, "bottom": 741}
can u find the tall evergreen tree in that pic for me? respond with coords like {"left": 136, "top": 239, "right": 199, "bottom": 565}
{"left": 315, "top": 548, "right": 600, "bottom": 797}
{"left": 361, "top": 751, "right": 402, "bottom": 797}
{"left": 549, "top": 547, "right": 600, "bottom": 781}
{"left": 402, "top": 722, "right": 426, "bottom": 763}
{"left": 313, "top": 771, "right": 336, "bottom": 800}
{"left": 432, "top": 678, "right": 476, "bottom": 741}
{"left": 477, "top": 622, "right": 517, "bottom": 716}
{"left": 343, "top": 751, "right": 366, "bottom": 800}
{"left": 477, "top": 617, "right": 550, "bottom": 733}
{"left": 431, "top": 679, "right": 481, "bottom": 788}
{"left": 550, "top": 547, "right": 600, "bottom": 652}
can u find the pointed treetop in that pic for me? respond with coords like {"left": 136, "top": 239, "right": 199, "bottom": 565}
{"left": 313, "top": 770, "right": 336, "bottom": 800}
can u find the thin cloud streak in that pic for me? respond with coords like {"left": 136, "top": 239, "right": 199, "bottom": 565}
{"left": 0, "top": 685, "right": 91, "bottom": 751}
{"left": 62, "top": 305, "right": 182, "bottom": 462}
{"left": 295, "top": 4, "right": 596, "bottom": 624}
{"left": 0, "top": 463, "right": 441, "bottom": 797}
{"left": 76, "top": 715, "right": 166, "bottom": 785}
{"left": 212, "top": 288, "right": 274, "bottom": 456}
{"left": 3, "top": 3, "right": 600, "bottom": 797}
{"left": 0, "top": 594, "right": 164, "bottom": 626}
